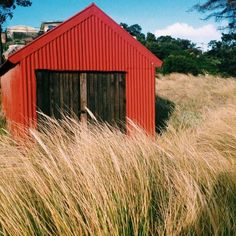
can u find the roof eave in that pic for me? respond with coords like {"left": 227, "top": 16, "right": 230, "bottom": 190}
{"left": 7, "top": 3, "right": 96, "bottom": 64}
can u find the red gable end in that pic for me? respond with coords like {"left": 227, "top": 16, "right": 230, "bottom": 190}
{"left": 3, "top": 3, "right": 162, "bottom": 69}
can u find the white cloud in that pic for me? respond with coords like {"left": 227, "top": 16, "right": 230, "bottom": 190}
{"left": 155, "top": 23, "right": 221, "bottom": 50}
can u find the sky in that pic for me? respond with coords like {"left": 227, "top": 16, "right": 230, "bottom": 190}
{"left": 4, "top": 0, "right": 224, "bottom": 49}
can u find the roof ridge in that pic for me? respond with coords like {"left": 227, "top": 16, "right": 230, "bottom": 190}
{"left": 4, "top": 3, "right": 162, "bottom": 67}
{"left": 93, "top": 6, "right": 162, "bottom": 66}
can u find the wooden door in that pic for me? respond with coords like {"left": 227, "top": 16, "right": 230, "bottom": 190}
{"left": 36, "top": 70, "right": 80, "bottom": 120}
{"left": 87, "top": 72, "right": 126, "bottom": 129}
{"left": 36, "top": 71, "right": 126, "bottom": 128}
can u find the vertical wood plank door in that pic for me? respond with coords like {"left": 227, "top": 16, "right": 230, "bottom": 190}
{"left": 36, "top": 71, "right": 126, "bottom": 129}
{"left": 87, "top": 72, "right": 126, "bottom": 129}
{"left": 36, "top": 70, "right": 81, "bottom": 120}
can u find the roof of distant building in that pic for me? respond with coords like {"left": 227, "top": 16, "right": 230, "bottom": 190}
{"left": 7, "top": 25, "right": 39, "bottom": 33}
{"left": 40, "top": 21, "right": 63, "bottom": 32}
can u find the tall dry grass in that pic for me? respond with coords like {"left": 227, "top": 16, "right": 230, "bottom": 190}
{"left": 0, "top": 74, "right": 235, "bottom": 235}
{"left": 156, "top": 73, "right": 236, "bottom": 131}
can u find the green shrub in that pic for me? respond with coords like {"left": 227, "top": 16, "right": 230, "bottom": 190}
{"left": 162, "top": 54, "right": 201, "bottom": 76}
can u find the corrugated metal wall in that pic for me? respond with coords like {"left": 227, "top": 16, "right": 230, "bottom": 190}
{"left": 1, "top": 64, "right": 24, "bottom": 133}
{"left": 2, "top": 8, "right": 157, "bottom": 135}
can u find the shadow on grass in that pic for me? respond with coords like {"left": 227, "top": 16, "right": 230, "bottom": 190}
{"left": 155, "top": 95, "right": 175, "bottom": 134}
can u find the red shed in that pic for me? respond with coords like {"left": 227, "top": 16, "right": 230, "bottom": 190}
{"left": 0, "top": 3, "right": 162, "bottom": 135}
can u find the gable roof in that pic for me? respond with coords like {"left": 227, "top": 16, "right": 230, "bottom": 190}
{"left": 0, "top": 3, "right": 162, "bottom": 75}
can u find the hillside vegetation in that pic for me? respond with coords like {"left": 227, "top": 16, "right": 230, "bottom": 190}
{"left": 0, "top": 74, "right": 236, "bottom": 235}
{"left": 121, "top": 23, "right": 236, "bottom": 77}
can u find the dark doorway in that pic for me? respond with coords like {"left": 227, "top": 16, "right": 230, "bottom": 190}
{"left": 35, "top": 70, "right": 126, "bottom": 128}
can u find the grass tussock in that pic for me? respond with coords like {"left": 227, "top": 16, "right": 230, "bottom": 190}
{"left": 0, "top": 74, "right": 236, "bottom": 235}
{"left": 0, "top": 112, "right": 236, "bottom": 235}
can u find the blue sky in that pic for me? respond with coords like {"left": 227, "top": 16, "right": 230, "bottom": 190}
{"left": 4, "top": 0, "right": 223, "bottom": 48}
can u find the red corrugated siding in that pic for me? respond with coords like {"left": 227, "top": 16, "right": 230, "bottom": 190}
{"left": 1, "top": 64, "right": 25, "bottom": 133}
{"left": 1, "top": 4, "right": 162, "bottom": 135}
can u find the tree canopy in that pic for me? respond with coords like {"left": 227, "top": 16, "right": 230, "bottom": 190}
{"left": 120, "top": 23, "right": 146, "bottom": 44}
{"left": 0, "top": 0, "right": 32, "bottom": 64}
{"left": 122, "top": 22, "right": 236, "bottom": 77}
{"left": 193, "top": 0, "right": 236, "bottom": 31}
{"left": 0, "top": 0, "right": 32, "bottom": 25}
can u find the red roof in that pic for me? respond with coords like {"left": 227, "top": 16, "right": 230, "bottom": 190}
{"left": 1, "top": 3, "right": 162, "bottom": 72}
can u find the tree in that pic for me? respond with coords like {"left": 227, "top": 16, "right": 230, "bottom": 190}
{"left": 0, "top": 0, "right": 32, "bottom": 64}
{"left": 162, "top": 54, "right": 201, "bottom": 76}
{"left": 207, "top": 32, "right": 236, "bottom": 77}
{"left": 121, "top": 21, "right": 236, "bottom": 76}
{"left": 146, "top": 32, "right": 156, "bottom": 43}
{"left": 147, "top": 36, "right": 201, "bottom": 60}
{"left": 193, "top": 0, "right": 236, "bottom": 31}
{"left": 120, "top": 23, "right": 146, "bottom": 44}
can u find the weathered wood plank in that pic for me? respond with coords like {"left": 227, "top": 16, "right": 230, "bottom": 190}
{"left": 72, "top": 73, "right": 79, "bottom": 119}
{"left": 97, "top": 73, "right": 101, "bottom": 120}
{"left": 114, "top": 73, "right": 120, "bottom": 123}
{"left": 59, "top": 72, "right": 64, "bottom": 119}
{"left": 93, "top": 73, "right": 98, "bottom": 118}
{"left": 49, "top": 71, "right": 55, "bottom": 117}
{"left": 101, "top": 73, "right": 105, "bottom": 121}
{"left": 80, "top": 73, "right": 87, "bottom": 123}
{"left": 86, "top": 73, "right": 95, "bottom": 122}
{"left": 53, "top": 72, "right": 61, "bottom": 119}
{"left": 106, "top": 73, "right": 111, "bottom": 124}
{"left": 63, "top": 72, "right": 69, "bottom": 115}
{"left": 68, "top": 72, "right": 72, "bottom": 117}
{"left": 110, "top": 74, "right": 115, "bottom": 125}
{"left": 119, "top": 73, "right": 126, "bottom": 131}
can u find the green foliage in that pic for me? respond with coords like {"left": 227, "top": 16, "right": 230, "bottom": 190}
{"left": 0, "top": 0, "right": 32, "bottom": 24}
{"left": 122, "top": 23, "right": 236, "bottom": 77}
{"left": 162, "top": 54, "right": 201, "bottom": 76}
{"left": 146, "top": 35, "right": 206, "bottom": 76}
{"left": 206, "top": 33, "right": 236, "bottom": 77}
{"left": 120, "top": 23, "right": 146, "bottom": 44}
{"left": 149, "top": 36, "right": 199, "bottom": 60}
{"left": 197, "top": 54, "right": 220, "bottom": 75}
